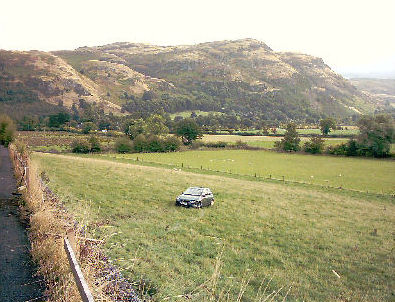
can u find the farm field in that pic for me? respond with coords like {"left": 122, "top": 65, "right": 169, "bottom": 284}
{"left": 96, "top": 150, "right": 395, "bottom": 194}
{"left": 225, "top": 128, "right": 359, "bottom": 136}
{"left": 201, "top": 135, "right": 348, "bottom": 149}
{"left": 32, "top": 152, "right": 395, "bottom": 302}
{"left": 170, "top": 110, "right": 224, "bottom": 119}
{"left": 16, "top": 131, "right": 119, "bottom": 152}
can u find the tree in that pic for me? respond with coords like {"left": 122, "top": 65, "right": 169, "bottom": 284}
{"left": 175, "top": 118, "right": 202, "bottom": 145}
{"left": 88, "top": 136, "right": 101, "bottom": 152}
{"left": 82, "top": 122, "right": 97, "bottom": 134}
{"left": 356, "top": 114, "right": 394, "bottom": 157}
{"left": 127, "top": 118, "right": 146, "bottom": 140}
{"left": 115, "top": 137, "right": 133, "bottom": 153}
{"left": 319, "top": 118, "right": 336, "bottom": 135}
{"left": 142, "top": 90, "right": 156, "bottom": 101}
{"left": 303, "top": 136, "right": 325, "bottom": 154}
{"left": 275, "top": 123, "right": 300, "bottom": 151}
{"left": 0, "top": 114, "right": 16, "bottom": 146}
{"left": 145, "top": 114, "right": 169, "bottom": 136}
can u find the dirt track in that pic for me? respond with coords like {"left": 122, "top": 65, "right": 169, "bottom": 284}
{"left": 0, "top": 146, "right": 44, "bottom": 301}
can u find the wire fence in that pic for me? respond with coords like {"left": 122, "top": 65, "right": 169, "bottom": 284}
{"left": 115, "top": 156, "right": 393, "bottom": 198}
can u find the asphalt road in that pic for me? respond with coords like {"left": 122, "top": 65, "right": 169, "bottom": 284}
{"left": 0, "top": 146, "right": 45, "bottom": 301}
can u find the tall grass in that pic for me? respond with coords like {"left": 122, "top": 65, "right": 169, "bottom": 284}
{"left": 9, "top": 143, "right": 116, "bottom": 301}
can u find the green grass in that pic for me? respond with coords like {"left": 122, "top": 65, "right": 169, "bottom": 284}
{"left": 232, "top": 128, "right": 359, "bottom": 136}
{"left": 202, "top": 135, "right": 348, "bottom": 149}
{"left": 33, "top": 153, "right": 395, "bottom": 302}
{"left": 170, "top": 111, "right": 224, "bottom": 119}
{"left": 95, "top": 150, "right": 395, "bottom": 195}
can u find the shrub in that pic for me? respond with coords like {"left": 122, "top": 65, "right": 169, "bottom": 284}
{"left": 89, "top": 136, "right": 101, "bottom": 152}
{"left": 190, "top": 141, "right": 204, "bottom": 150}
{"left": 0, "top": 114, "right": 16, "bottom": 146}
{"left": 275, "top": 123, "right": 300, "bottom": 151}
{"left": 71, "top": 140, "right": 90, "bottom": 153}
{"left": 326, "top": 143, "right": 348, "bottom": 156}
{"left": 115, "top": 137, "right": 133, "bottom": 153}
{"left": 163, "top": 136, "right": 181, "bottom": 152}
{"left": 82, "top": 122, "right": 97, "bottom": 134}
{"left": 146, "top": 135, "right": 165, "bottom": 152}
{"left": 133, "top": 134, "right": 148, "bottom": 153}
{"left": 304, "top": 136, "right": 325, "bottom": 154}
{"left": 346, "top": 139, "right": 359, "bottom": 156}
{"left": 204, "top": 141, "right": 228, "bottom": 148}
{"left": 234, "top": 140, "right": 248, "bottom": 149}
{"left": 356, "top": 115, "right": 394, "bottom": 157}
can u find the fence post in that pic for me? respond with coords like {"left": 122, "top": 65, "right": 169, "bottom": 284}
{"left": 64, "top": 237, "right": 95, "bottom": 302}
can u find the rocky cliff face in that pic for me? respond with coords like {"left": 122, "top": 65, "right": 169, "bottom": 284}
{"left": 0, "top": 39, "right": 378, "bottom": 121}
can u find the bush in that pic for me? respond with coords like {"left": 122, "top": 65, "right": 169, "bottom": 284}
{"left": 204, "top": 141, "right": 228, "bottom": 148}
{"left": 133, "top": 134, "right": 148, "bottom": 153}
{"left": 163, "top": 136, "right": 181, "bottom": 152}
{"left": 0, "top": 114, "right": 16, "bottom": 146}
{"left": 275, "top": 123, "right": 300, "bottom": 151}
{"left": 82, "top": 122, "right": 97, "bottom": 134}
{"left": 190, "top": 141, "right": 204, "bottom": 150}
{"left": 234, "top": 140, "right": 248, "bottom": 149}
{"left": 356, "top": 115, "right": 394, "bottom": 157}
{"left": 89, "top": 136, "right": 101, "bottom": 152}
{"left": 71, "top": 140, "right": 90, "bottom": 153}
{"left": 147, "top": 135, "right": 165, "bottom": 152}
{"left": 304, "top": 136, "right": 325, "bottom": 154}
{"left": 131, "top": 135, "right": 181, "bottom": 153}
{"left": 115, "top": 137, "right": 134, "bottom": 153}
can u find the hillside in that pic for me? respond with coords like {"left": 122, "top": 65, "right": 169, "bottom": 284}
{"left": 350, "top": 78, "right": 395, "bottom": 109}
{"left": 1, "top": 39, "right": 378, "bottom": 121}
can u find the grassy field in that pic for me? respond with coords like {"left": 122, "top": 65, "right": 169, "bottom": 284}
{"left": 96, "top": 150, "right": 395, "bottom": 195}
{"left": 202, "top": 135, "right": 348, "bottom": 149}
{"left": 33, "top": 152, "right": 395, "bottom": 301}
{"left": 201, "top": 135, "right": 395, "bottom": 153}
{"left": 229, "top": 128, "right": 359, "bottom": 136}
{"left": 170, "top": 110, "right": 224, "bottom": 119}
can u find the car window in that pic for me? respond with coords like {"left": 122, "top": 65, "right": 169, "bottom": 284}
{"left": 184, "top": 187, "right": 203, "bottom": 196}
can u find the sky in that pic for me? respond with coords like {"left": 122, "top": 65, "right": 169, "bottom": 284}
{"left": 1, "top": 0, "right": 394, "bottom": 77}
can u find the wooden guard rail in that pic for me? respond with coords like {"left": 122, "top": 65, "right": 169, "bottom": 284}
{"left": 64, "top": 237, "right": 95, "bottom": 302}
{"left": 11, "top": 146, "right": 95, "bottom": 301}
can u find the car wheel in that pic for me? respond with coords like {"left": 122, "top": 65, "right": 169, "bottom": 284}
{"left": 198, "top": 201, "right": 202, "bottom": 208}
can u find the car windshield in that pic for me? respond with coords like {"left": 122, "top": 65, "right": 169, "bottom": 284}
{"left": 183, "top": 187, "right": 204, "bottom": 196}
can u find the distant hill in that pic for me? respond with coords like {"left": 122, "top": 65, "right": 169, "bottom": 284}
{"left": 350, "top": 78, "right": 395, "bottom": 109}
{"left": 0, "top": 39, "right": 379, "bottom": 121}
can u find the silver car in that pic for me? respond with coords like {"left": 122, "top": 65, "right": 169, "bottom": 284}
{"left": 176, "top": 187, "right": 214, "bottom": 208}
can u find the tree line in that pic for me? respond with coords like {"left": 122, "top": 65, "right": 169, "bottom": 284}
{"left": 276, "top": 115, "right": 394, "bottom": 157}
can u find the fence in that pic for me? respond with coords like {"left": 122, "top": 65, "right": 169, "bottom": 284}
{"left": 127, "top": 155, "right": 392, "bottom": 197}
